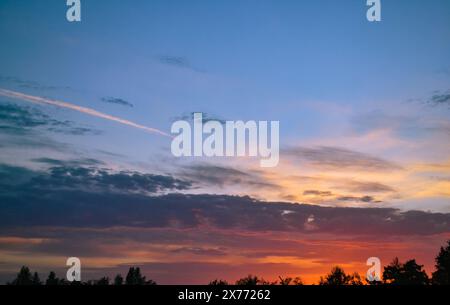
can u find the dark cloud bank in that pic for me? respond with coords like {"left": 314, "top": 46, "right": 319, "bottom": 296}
{"left": 1, "top": 163, "right": 449, "bottom": 236}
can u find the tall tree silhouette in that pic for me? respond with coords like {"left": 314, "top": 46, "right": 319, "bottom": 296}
{"left": 45, "top": 271, "right": 60, "bottom": 285}
{"left": 9, "top": 266, "right": 34, "bottom": 285}
{"left": 32, "top": 272, "right": 42, "bottom": 285}
{"left": 125, "top": 267, "right": 156, "bottom": 285}
{"left": 126, "top": 267, "right": 144, "bottom": 285}
{"left": 114, "top": 274, "right": 124, "bottom": 285}
{"left": 383, "top": 258, "right": 429, "bottom": 285}
{"left": 432, "top": 240, "right": 450, "bottom": 284}
{"left": 319, "top": 266, "right": 363, "bottom": 285}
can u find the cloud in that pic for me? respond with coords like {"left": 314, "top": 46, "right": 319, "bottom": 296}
{"left": 171, "top": 246, "right": 227, "bottom": 256}
{"left": 427, "top": 90, "right": 450, "bottom": 107}
{"left": 101, "top": 97, "right": 134, "bottom": 108}
{"left": 303, "top": 186, "right": 390, "bottom": 202}
{"left": 409, "top": 89, "right": 450, "bottom": 108}
{"left": 337, "top": 195, "right": 378, "bottom": 203}
{"left": 0, "top": 75, "right": 70, "bottom": 91}
{"left": 32, "top": 157, "right": 104, "bottom": 167}
{"left": 284, "top": 146, "right": 402, "bottom": 172}
{"left": 171, "top": 112, "right": 226, "bottom": 125}
{"left": 1, "top": 162, "right": 449, "bottom": 284}
{"left": 350, "top": 110, "right": 419, "bottom": 135}
{"left": 303, "top": 190, "right": 333, "bottom": 197}
{"left": 0, "top": 163, "right": 449, "bottom": 237}
{"left": 0, "top": 162, "right": 192, "bottom": 196}
{"left": 157, "top": 55, "right": 205, "bottom": 73}
{"left": 177, "top": 163, "right": 280, "bottom": 190}
{"left": 0, "top": 102, "right": 101, "bottom": 136}
{"left": 335, "top": 180, "right": 395, "bottom": 194}
{"left": 158, "top": 55, "right": 191, "bottom": 69}
{"left": 0, "top": 88, "right": 171, "bottom": 137}
{"left": 0, "top": 103, "right": 47, "bottom": 134}
{"left": 350, "top": 108, "right": 450, "bottom": 142}
{"left": 0, "top": 164, "right": 37, "bottom": 188}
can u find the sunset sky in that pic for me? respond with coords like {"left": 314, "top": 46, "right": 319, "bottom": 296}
{"left": 0, "top": 0, "right": 450, "bottom": 284}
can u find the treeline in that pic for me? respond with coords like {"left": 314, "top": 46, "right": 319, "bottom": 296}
{"left": 8, "top": 267, "right": 156, "bottom": 286}
{"left": 6, "top": 240, "right": 450, "bottom": 285}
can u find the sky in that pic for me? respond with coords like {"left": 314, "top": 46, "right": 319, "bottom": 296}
{"left": 0, "top": 0, "right": 450, "bottom": 284}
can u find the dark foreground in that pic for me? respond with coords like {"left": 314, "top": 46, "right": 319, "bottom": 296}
{"left": 1, "top": 285, "right": 447, "bottom": 304}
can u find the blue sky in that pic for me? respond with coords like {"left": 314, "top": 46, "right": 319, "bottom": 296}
{"left": 1, "top": 0, "right": 450, "bottom": 205}
{"left": 1, "top": 0, "right": 449, "bottom": 118}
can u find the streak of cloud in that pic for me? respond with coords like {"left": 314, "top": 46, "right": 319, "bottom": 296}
{"left": 283, "top": 146, "right": 402, "bottom": 172}
{"left": 0, "top": 88, "right": 171, "bottom": 138}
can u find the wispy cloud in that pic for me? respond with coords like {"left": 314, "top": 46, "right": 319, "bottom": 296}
{"left": 303, "top": 190, "right": 333, "bottom": 197}
{"left": 0, "top": 103, "right": 101, "bottom": 136}
{"left": 0, "top": 75, "right": 70, "bottom": 91}
{"left": 0, "top": 88, "right": 171, "bottom": 137}
{"left": 101, "top": 97, "right": 134, "bottom": 108}
{"left": 158, "top": 55, "right": 204, "bottom": 73}
{"left": 339, "top": 180, "right": 395, "bottom": 193}
{"left": 337, "top": 195, "right": 378, "bottom": 203}
{"left": 158, "top": 55, "right": 191, "bottom": 69}
{"left": 171, "top": 112, "right": 226, "bottom": 125}
{"left": 427, "top": 90, "right": 450, "bottom": 107}
{"left": 283, "top": 146, "right": 402, "bottom": 172}
{"left": 177, "top": 163, "right": 280, "bottom": 190}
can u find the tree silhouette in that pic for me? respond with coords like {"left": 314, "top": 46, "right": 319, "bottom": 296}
{"left": 366, "top": 278, "right": 383, "bottom": 285}
{"left": 125, "top": 267, "right": 156, "bottom": 285}
{"left": 348, "top": 272, "right": 364, "bottom": 285}
{"left": 320, "top": 266, "right": 348, "bottom": 285}
{"left": 9, "top": 266, "right": 34, "bottom": 285}
{"left": 125, "top": 267, "right": 144, "bottom": 285}
{"left": 10, "top": 241, "right": 450, "bottom": 286}
{"left": 95, "top": 276, "right": 110, "bottom": 285}
{"left": 319, "top": 266, "right": 363, "bottom": 285}
{"left": 432, "top": 240, "right": 450, "bottom": 284}
{"left": 45, "top": 271, "right": 60, "bottom": 285}
{"left": 208, "top": 279, "right": 229, "bottom": 285}
{"left": 383, "top": 258, "right": 429, "bottom": 285}
{"left": 114, "top": 274, "right": 124, "bottom": 285}
{"left": 278, "top": 276, "right": 303, "bottom": 285}
{"left": 32, "top": 272, "right": 42, "bottom": 285}
{"left": 235, "top": 275, "right": 262, "bottom": 285}
{"left": 145, "top": 279, "right": 157, "bottom": 285}
{"left": 383, "top": 257, "right": 402, "bottom": 284}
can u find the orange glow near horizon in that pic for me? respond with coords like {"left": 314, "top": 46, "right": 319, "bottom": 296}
{"left": 1, "top": 228, "right": 449, "bottom": 284}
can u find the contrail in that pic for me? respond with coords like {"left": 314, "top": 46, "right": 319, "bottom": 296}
{"left": 0, "top": 88, "right": 171, "bottom": 138}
